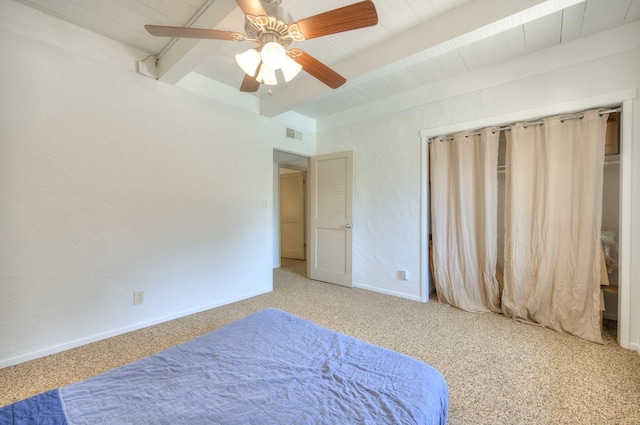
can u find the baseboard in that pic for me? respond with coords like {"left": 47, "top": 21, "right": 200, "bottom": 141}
{"left": 354, "top": 282, "right": 422, "bottom": 302}
{"left": 0, "top": 288, "right": 272, "bottom": 369}
{"left": 630, "top": 343, "right": 640, "bottom": 355}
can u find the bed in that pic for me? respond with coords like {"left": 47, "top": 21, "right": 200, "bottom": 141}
{"left": 1, "top": 308, "right": 449, "bottom": 424}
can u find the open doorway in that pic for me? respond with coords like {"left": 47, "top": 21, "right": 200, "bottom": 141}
{"left": 273, "top": 150, "right": 308, "bottom": 271}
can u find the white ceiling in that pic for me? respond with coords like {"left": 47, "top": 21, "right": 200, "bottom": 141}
{"left": 13, "top": 0, "right": 640, "bottom": 120}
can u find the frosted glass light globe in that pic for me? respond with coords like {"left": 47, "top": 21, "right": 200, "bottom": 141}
{"left": 260, "top": 42, "right": 287, "bottom": 70}
{"left": 235, "top": 48, "right": 261, "bottom": 77}
{"left": 281, "top": 56, "right": 303, "bottom": 82}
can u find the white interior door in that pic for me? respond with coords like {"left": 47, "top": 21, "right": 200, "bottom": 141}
{"left": 280, "top": 170, "right": 305, "bottom": 260}
{"left": 309, "top": 151, "right": 353, "bottom": 287}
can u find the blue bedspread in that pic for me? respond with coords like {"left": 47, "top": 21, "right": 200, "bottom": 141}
{"left": 1, "top": 309, "right": 448, "bottom": 424}
{"left": 0, "top": 389, "right": 66, "bottom": 425}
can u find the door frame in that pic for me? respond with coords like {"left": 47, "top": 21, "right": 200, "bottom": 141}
{"left": 272, "top": 149, "right": 309, "bottom": 271}
{"left": 271, "top": 149, "right": 354, "bottom": 288}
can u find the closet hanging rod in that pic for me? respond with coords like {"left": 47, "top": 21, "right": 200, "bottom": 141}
{"left": 495, "top": 107, "right": 622, "bottom": 132}
{"left": 430, "top": 107, "right": 622, "bottom": 142}
{"left": 559, "top": 107, "right": 622, "bottom": 122}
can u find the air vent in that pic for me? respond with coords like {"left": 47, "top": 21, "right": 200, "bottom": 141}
{"left": 286, "top": 128, "right": 304, "bottom": 141}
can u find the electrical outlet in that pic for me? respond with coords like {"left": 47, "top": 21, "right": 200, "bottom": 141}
{"left": 398, "top": 270, "right": 408, "bottom": 281}
{"left": 133, "top": 290, "right": 144, "bottom": 305}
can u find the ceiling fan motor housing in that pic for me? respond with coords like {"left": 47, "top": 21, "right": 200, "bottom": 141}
{"left": 245, "top": 2, "right": 295, "bottom": 48}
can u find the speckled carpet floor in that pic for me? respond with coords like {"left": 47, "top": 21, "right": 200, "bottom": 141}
{"left": 1, "top": 259, "right": 639, "bottom": 424}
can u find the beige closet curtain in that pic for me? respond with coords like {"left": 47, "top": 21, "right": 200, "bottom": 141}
{"left": 501, "top": 110, "right": 607, "bottom": 343}
{"left": 430, "top": 128, "right": 501, "bottom": 313}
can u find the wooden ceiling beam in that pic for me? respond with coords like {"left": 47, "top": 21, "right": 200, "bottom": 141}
{"left": 260, "top": 0, "right": 585, "bottom": 117}
{"left": 156, "top": 0, "right": 238, "bottom": 85}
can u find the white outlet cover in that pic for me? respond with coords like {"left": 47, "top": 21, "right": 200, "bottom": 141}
{"left": 133, "top": 291, "right": 144, "bottom": 305}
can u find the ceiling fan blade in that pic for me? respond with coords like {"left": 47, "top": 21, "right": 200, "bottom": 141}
{"left": 236, "top": 0, "right": 267, "bottom": 17}
{"left": 290, "top": 49, "right": 346, "bottom": 89}
{"left": 291, "top": 1, "right": 378, "bottom": 41}
{"left": 240, "top": 74, "right": 260, "bottom": 92}
{"left": 145, "top": 25, "right": 237, "bottom": 40}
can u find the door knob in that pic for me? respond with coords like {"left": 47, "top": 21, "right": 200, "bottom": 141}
{"left": 345, "top": 224, "right": 353, "bottom": 229}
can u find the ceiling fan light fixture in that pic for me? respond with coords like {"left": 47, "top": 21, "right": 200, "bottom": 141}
{"left": 260, "top": 41, "right": 287, "bottom": 70}
{"left": 235, "top": 48, "right": 261, "bottom": 77}
{"left": 261, "top": 65, "right": 278, "bottom": 85}
{"left": 146, "top": 0, "right": 379, "bottom": 92}
{"left": 281, "top": 56, "right": 302, "bottom": 82}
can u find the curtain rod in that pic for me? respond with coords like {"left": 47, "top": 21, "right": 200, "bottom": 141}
{"left": 430, "top": 107, "right": 621, "bottom": 143}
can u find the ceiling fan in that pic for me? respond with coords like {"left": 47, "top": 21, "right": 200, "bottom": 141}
{"left": 145, "top": 0, "right": 378, "bottom": 92}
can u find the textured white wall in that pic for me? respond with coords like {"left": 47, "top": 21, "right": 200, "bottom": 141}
{"left": 317, "top": 112, "right": 425, "bottom": 300}
{"left": 317, "top": 22, "right": 640, "bottom": 351}
{"left": 0, "top": 15, "right": 279, "bottom": 367}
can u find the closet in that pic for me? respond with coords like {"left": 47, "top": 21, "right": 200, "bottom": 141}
{"left": 494, "top": 112, "right": 621, "bottom": 325}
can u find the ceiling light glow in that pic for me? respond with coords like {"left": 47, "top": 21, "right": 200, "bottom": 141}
{"left": 281, "top": 56, "right": 302, "bottom": 82}
{"left": 260, "top": 42, "right": 287, "bottom": 70}
{"left": 235, "top": 49, "right": 261, "bottom": 77}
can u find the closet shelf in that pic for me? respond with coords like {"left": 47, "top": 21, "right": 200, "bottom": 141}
{"left": 498, "top": 155, "right": 619, "bottom": 173}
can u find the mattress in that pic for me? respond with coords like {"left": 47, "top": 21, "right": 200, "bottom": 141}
{"left": 1, "top": 308, "right": 448, "bottom": 424}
